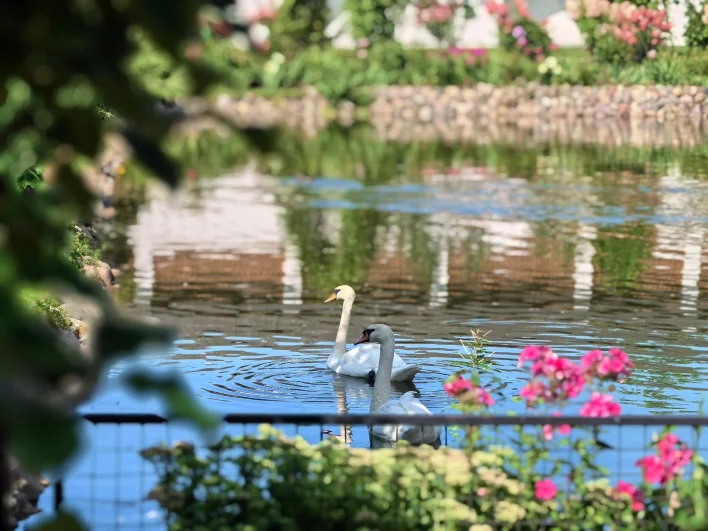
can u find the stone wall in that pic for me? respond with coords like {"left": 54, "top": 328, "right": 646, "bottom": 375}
{"left": 369, "top": 84, "right": 708, "bottom": 124}
{"left": 178, "top": 84, "right": 708, "bottom": 148}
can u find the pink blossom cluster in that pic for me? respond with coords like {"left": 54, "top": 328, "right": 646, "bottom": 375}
{"left": 612, "top": 5, "right": 671, "bottom": 48}
{"left": 518, "top": 346, "right": 631, "bottom": 417}
{"left": 417, "top": 2, "right": 455, "bottom": 25}
{"left": 637, "top": 433, "right": 694, "bottom": 485}
{"left": 518, "top": 346, "right": 586, "bottom": 404}
{"left": 534, "top": 478, "right": 557, "bottom": 501}
{"left": 615, "top": 481, "right": 645, "bottom": 512}
{"left": 444, "top": 374, "right": 495, "bottom": 406}
{"left": 581, "top": 348, "right": 635, "bottom": 382}
{"left": 578, "top": 392, "right": 622, "bottom": 417}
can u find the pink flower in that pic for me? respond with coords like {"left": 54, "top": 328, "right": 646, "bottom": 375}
{"left": 657, "top": 433, "right": 679, "bottom": 455}
{"left": 580, "top": 393, "right": 622, "bottom": 418}
{"left": 477, "top": 487, "right": 489, "bottom": 497}
{"left": 637, "top": 433, "right": 694, "bottom": 485}
{"left": 517, "top": 345, "right": 551, "bottom": 367}
{"left": 550, "top": 43, "right": 559, "bottom": 52}
{"left": 616, "top": 481, "right": 645, "bottom": 512}
{"left": 535, "top": 478, "right": 557, "bottom": 501}
{"left": 444, "top": 374, "right": 474, "bottom": 396}
{"left": 520, "top": 380, "right": 550, "bottom": 405}
{"left": 637, "top": 455, "right": 665, "bottom": 484}
{"left": 582, "top": 348, "right": 634, "bottom": 381}
{"left": 444, "top": 375, "right": 495, "bottom": 406}
{"left": 543, "top": 412, "right": 572, "bottom": 441}
{"left": 517, "top": 37, "right": 529, "bottom": 47}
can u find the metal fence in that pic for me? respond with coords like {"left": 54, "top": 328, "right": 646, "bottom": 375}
{"left": 48, "top": 413, "right": 708, "bottom": 531}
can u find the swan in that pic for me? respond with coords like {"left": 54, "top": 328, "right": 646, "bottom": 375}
{"left": 324, "top": 285, "right": 420, "bottom": 382}
{"left": 355, "top": 324, "right": 441, "bottom": 445}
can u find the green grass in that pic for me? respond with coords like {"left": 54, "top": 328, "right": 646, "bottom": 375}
{"left": 21, "top": 289, "right": 73, "bottom": 331}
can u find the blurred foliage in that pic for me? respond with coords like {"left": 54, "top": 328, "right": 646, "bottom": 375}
{"left": 346, "top": 0, "right": 409, "bottom": 44}
{"left": 0, "top": 2, "right": 254, "bottom": 528}
{"left": 684, "top": 0, "right": 708, "bottom": 48}
{"left": 270, "top": 0, "right": 330, "bottom": 51}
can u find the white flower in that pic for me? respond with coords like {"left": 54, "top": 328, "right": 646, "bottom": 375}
{"left": 271, "top": 52, "right": 285, "bottom": 64}
{"left": 552, "top": 65, "right": 562, "bottom": 75}
{"left": 545, "top": 56, "right": 558, "bottom": 68}
{"left": 229, "top": 32, "right": 250, "bottom": 51}
{"left": 538, "top": 63, "right": 549, "bottom": 74}
{"left": 248, "top": 23, "right": 270, "bottom": 46}
{"left": 646, "top": 49, "right": 657, "bottom": 60}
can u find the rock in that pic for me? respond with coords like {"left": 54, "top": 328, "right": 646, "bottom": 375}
{"left": 82, "top": 260, "right": 114, "bottom": 287}
{"left": 695, "top": 92, "right": 705, "bottom": 103}
{"left": 417, "top": 105, "right": 433, "bottom": 123}
{"left": 9, "top": 457, "right": 48, "bottom": 528}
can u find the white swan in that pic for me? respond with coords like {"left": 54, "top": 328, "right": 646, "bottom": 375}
{"left": 324, "top": 285, "right": 420, "bottom": 382}
{"left": 355, "top": 324, "right": 441, "bottom": 445}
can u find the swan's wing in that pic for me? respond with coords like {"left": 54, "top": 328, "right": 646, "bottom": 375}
{"left": 398, "top": 392, "right": 433, "bottom": 415}
{"left": 340, "top": 343, "right": 380, "bottom": 368}
{"left": 371, "top": 399, "right": 409, "bottom": 441}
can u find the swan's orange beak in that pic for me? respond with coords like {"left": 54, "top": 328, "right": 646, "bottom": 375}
{"left": 354, "top": 330, "right": 370, "bottom": 345}
{"left": 324, "top": 293, "right": 337, "bottom": 303}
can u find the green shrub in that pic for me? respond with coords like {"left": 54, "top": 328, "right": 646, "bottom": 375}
{"left": 143, "top": 426, "right": 478, "bottom": 531}
{"left": 684, "top": 0, "right": 708, "bottom": 48}
{"left": 346, "top": 0, "right": 409, "bottom": 45}
{"left": 269, "top": 0, "right": 330, "bottom": 52}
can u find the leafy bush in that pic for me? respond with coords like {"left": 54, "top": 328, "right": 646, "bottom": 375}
{"left": 346, "top": 0, "right": 409, "bottom": 45}
{"left": 144, "top": 428, "right": 478, "bottom": 530}
{"left": 269, "top": 0, "right": 330, "bottom": 52}
{"left": 684, "top": 0, "right": 708, "bottom": 48}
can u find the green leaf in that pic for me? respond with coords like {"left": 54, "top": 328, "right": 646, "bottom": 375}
{"left": 32, "top": 511, "right": 87, "bottom": 531}
{"left": 94, "top": 315, "right": 176, "bottom": 361}
{"left": 125, "top": 370, "right": 219, "bottom": 431}
{"left": 9, "top": 406, "right": 81, "bottom": 474}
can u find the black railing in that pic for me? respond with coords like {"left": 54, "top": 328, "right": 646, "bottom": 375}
{"left": 46, "top": 412, "right": 708, "bottom": 531}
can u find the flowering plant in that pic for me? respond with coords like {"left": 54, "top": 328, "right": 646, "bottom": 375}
{"left": 445, "top": 339, "right": 708, "bottom": 528}
{"left": 486, "top": 0, "right": 555, "bottom": 61}
{"left": 414, "top": 0, "right": 476, "bottom": 45}
{"left": 567, "top": 0, "right": 672, "bottom": 62}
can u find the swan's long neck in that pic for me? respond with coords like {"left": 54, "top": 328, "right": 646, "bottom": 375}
{"left": 333, "top": 297, "right": 354, "bottom": 357}
{"left": 371, "top": 335, "right": 395, "bottom": 413}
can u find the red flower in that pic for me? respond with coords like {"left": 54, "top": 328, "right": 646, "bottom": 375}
{"left": 534, "top": 478, "right": 557, "bottom": 501}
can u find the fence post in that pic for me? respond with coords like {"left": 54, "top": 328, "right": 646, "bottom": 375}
{"left": 54, "top": 480, "right": 64, "bottom": 512}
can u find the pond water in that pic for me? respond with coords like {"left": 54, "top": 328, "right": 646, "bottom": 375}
{"left": 29, "top": 126, "right": 708, "bottom": 529}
